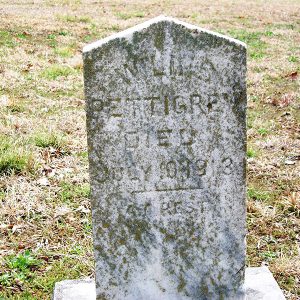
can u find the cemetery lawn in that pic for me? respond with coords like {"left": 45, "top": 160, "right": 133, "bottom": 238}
{"left": 0, "top": 0, "right": 299, "bottom": 299}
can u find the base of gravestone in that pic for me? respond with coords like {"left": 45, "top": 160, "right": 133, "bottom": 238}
{"left": 53, "top": 267, "right": 285, "bottom": 300}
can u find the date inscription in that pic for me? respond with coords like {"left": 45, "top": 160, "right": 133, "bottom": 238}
{"left": 94, "top": 156, "right": 233, "bottom": 194}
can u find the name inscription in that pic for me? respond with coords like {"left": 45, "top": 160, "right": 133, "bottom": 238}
{"left": 92, "top": 92, "right": 223, "bottom": 119}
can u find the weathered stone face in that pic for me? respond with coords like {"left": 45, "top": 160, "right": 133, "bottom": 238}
{"left": 83, "top": 16, "right": 247, "bottom": 300}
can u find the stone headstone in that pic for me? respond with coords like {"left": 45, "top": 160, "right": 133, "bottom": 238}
{"left": 83, "top": 16, "right": 247, "bottom": 299}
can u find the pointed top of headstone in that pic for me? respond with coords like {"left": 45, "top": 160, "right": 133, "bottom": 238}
{"left": 83, "top": 15, "right": 246, "bottom": 53}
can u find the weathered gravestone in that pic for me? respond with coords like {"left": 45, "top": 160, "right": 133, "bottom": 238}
{"left": 53, "top": 16, "right": 286, "bottom": 300}
{"left": 84, "top": 15, "right": 247, "bottom": 300}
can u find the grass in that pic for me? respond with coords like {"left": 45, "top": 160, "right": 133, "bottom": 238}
{"left": 0, "top": 30, "right": 17, "bottom": 48}
{"left": 33, "top": 132, "right": 67, "bottom": 149}
{"left": 288, "top": 55, "right": 298, "bottom": 63}
{"left": 31, "top": 254, "right": 93, "bottom": 297}
{"left": 41, "top": 65, "right": 75, "bottom": 80}
{"left": 247, "top": 148, "right": 257, "bottom": 158}
{"left": 247, "top": 187, "right": 272, "bottom": 202}
{"left": 227, "top": 29, "right": 268, "bottom": 59}
{"left": 0, "top": 250, "right": 41, "bottom": 293}
{"left": 0, "top": 0, "right": 299, "bottom": 299}
{"left": 58, "top": 182, "right": 90, "bottom": 204}
{"left": 0, "top": 136, "right": 33, "bottom": 175}
{"left": 257, "top": 127, "right": 269, "bottom": 136}
{"left": 6, "top": 250, "right": 41, "bottom": 273}
{"left": 6, "top": 104, "right": 25, "bottom": 113}
{"left": 57, "top": 15, "right": 91, "bottom": 23}
{"left": 115, "top": 11, "right": 145, "bottom": 20}
{"left": 54, "top": 46, "right": 74, "bottom": 58}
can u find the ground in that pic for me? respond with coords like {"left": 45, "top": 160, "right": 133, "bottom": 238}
{"left": 0, "top": 0, "right": 299, "bottom": 299}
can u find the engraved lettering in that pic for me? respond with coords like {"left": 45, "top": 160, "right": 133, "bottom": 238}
{"left": 153, "top": 68, "right": 164, "bottom": 76}
{"left": 125, "top": 98, "right": 139, "bottom": 118}
{"left": 145, "top": 96, "right": 160, "bottom": 116}
{"left": 109, "top": 98, "right": 122, "bottom": 117}
{"left": 128, "top": 164, "right": 140, "bottom": 182}
{"left": 164, "top": 96, "right": 170, "bottom": 115}
{"left": 199, "top": 59, "right": 216, "bottom": 81}
{"left": 196, "top": 159, "right": 207, "bottom": 176}
{"left": 173, "top": 96, "right": 187, "bottom": 114}
{"left": 207, "top": 93, "right": 218, "bottom": 113}
{"left": 190, "top": 94, "right": 205, "bottom": 114}
{"left": 157, "top": 128, "right": 172, "bottom": 147}
{"left": 179, "top": 159, "right": 191, "bottom": 179}
{"left": 180, "top": 128, "right": 194, "bottom": 146}
{"left": 222, "top": 158, "right": 233, "bottom": 175}
{"left": 166, "top": 161, "right": 177, "bottom": 178}
{"left": 141, "top": 164, "right": 152, "bottom": 181}
{"left": 170, "top": 55, "right": 175, "bottom": 75}
{"left": 101, "top": 92, "right": 221, "bottom": 119}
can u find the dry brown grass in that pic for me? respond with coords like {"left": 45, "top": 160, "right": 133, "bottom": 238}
{"left": 0, "top": 0, "right": 299, "bottom": 299}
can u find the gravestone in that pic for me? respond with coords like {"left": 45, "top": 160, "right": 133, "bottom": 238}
{"left": 84, "top": 15, "right": 247, "bottom": 300}
{"left": 53, "top": 17, "right": 285, "bottom": 300}
{"left": 53, "top": 16, "right": 286, "bottom": 300}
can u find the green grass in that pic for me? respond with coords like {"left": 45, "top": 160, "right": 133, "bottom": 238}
{"left": 106, "top": 24, "right": 121, "bottom": 32}
{"left": 270, "top": 23, "right": 295, "bottom": 30}
{"left": 58, "top": 30, "right": 69, "bottom": 36}
{"left": 41, "top": 65, "right": 75, "bottom": 80}
{"left": 0, "top": 190, "right": 5, "bottom": 200}
{"left": 82, "top": 219, "right": 92, "bottom": 234}
{"left": 247, "top": 109, "right": 258, "bottom": 129}
{"left": 228, "top": 29, "right": 268, "bottom": 59}
{"left": 6, "top": 250, "right": 41, "bottom": 272}
{"left": 0, "top": 251, "right": 92, "bottom": 299}
{"left": 6, "top": 103, "right": 25, "bottom": 113}
{"left": 47, "top": 33, "right": 57, "bottom": 47}
{"left": 54, "top": 46, "right": 73, "bottom": 58}
{"left": 0, "top": 136, "right": 33, "bottom": 175}
{"left": 77, "top": 151, "right": 88, "bottom": 160}
{"left": 33, "top": 132, "right": 67, "bottom": 149}
{"left": 257, "top": 127, "right": 269, "bottom": 136}
{"left": 115, "top": 11, "right": 145, "bottom": 20}
{"left": 0, "top": 250, "right": 42, "bottom": 290}
{"left": 288, "top": 55, "right": 298, "bottom": 63}
{"left": 247, "top": 187, "right": 272, "bottom": 202}
{"left": 0, "top": 30, "right": 17, "bottom": 48}
{"left": 59, "top": 182, "right": 90, "bottom": 204}
{"left": 57, "top": 14, "right": 91, "bottom": 23}
{"left": 264, "top": 30, "right": 274, "bottom": 37}
{"left": 247, "top": 148, "right": 257, "bottom": 158}
{"left": 30, "top": 254, "right": 92, "bottom": 298}
{"left": 260, "top": 250, "right": 277, "bottom": 261}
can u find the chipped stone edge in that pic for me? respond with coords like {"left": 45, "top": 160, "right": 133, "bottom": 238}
{"left": 53, "top": 267, "right": 285, "bottom": 300}
{"left": 82, "top": 15, "right": 246, "bottom": 54}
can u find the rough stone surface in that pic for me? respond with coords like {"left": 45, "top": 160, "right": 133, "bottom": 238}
{"left": 53, "top": 267, "right": 286, "bottom": 300}
{"left": 244, "top": 267, "right": 286, "bottom": 300}
{"left": 53, "top": 278, "right": 96, "bottom": 300}
{"left": 83, "top": 16, "right": 247, "bottom": 299}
